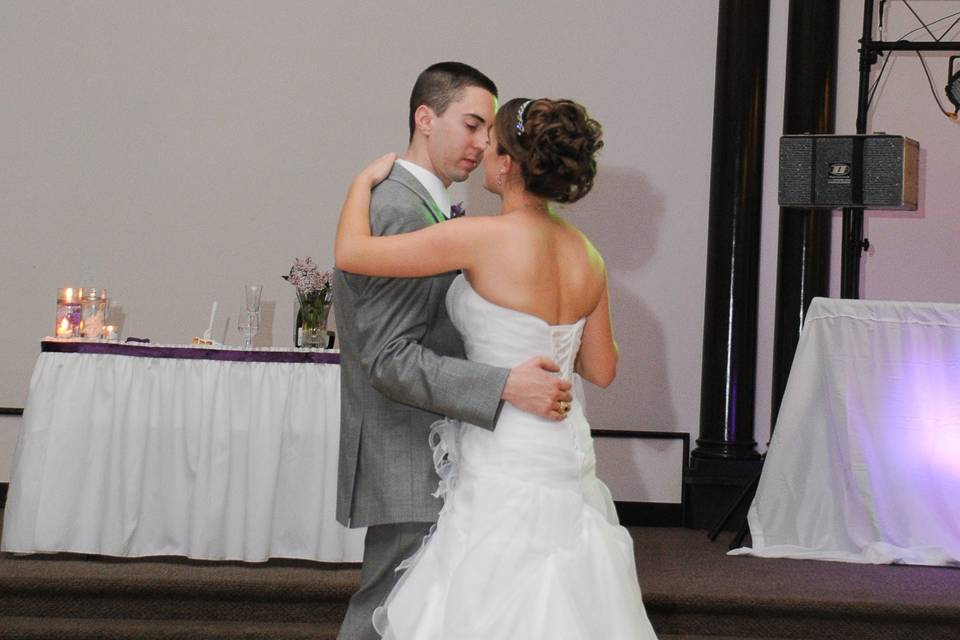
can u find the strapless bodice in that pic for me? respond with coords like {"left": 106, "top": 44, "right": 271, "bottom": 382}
{"left": 442, "top": 274, "right": 595, "bottom": 490}
{"left": 446, "top": 274, "right": 585, "bottom": 379}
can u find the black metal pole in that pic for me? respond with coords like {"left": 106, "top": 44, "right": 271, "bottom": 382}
{"left": 869, "top": 40, "right": 960, "bottom": 51}
{"left": 840, "top": 0, "right": 876, "bottom": 299}
{"left": 770, "top": 1, "right": 839, "bottom": 429}
{"left": 693, "top": 0, "right": 769, "bottom": 462}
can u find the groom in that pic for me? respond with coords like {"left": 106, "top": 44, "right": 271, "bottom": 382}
{"left": 334, "top": 62, "right": 572, "bottom": 640}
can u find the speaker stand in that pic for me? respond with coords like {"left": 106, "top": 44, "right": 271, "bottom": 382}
{"left": 707, "top": 454, "right": 765, "bottom": 550}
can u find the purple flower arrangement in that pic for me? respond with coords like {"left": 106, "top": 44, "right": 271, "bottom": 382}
{"left": 284, "top": 257, "right": 333, "bottom": 301}
{"left": 284, "top": 258, "right": 333, "bottom": 347}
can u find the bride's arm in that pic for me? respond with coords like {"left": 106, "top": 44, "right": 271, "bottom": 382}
{"left": 575, "top": 272, "right": 619, "bottom": 388}
{"left": 334, "top": 154, "right": 486, "bottom": 277}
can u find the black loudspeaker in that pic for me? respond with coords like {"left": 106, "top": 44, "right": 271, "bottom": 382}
{"left": 779, "top": 134, "right": 919, "bottom": 210}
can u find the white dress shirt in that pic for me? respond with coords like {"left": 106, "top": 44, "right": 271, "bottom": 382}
{"left": 396, "top": 159, "right": 452, "bottom": 219}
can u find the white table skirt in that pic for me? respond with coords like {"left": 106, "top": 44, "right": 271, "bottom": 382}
{"left": 731, "top": 298, "right": 960, "bottom": 566}
{"left": 2, "top": 342, "right": 365, "bottom": 562}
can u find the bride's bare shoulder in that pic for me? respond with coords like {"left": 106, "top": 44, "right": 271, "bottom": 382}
{"left": 470, "top": 209, "right": 542, "bottom": 238}
{"left": 554, "top": 217, "right": 605, "bottom": 270}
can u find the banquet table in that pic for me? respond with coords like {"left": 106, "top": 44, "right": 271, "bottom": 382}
{"left": 1, "top": 340, "right": 365, "bottom": 562}
{"left": 731, "top": 298, "right": 960, "bottom": 566}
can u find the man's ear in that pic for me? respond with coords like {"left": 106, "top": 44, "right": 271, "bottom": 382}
{"left": 414, "top": 104, "right": 435, "bottom": 136}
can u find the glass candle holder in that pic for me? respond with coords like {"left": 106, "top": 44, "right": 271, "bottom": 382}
{"left": 102, "top": 325, "right": 119, "bottom": 341}
{"left": 79, "top": 287, "right": 108, "bottom": 339}
{"left": 55, "top": 287, "right": 82, "bottom": 338}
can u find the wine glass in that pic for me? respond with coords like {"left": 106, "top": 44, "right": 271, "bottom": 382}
{"left": 238, "top": 310, "right": 259, "bottom": 349}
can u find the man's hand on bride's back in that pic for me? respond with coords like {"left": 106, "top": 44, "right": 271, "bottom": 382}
{"left": 502, "top": 356, "right": 574, "bottom": 422}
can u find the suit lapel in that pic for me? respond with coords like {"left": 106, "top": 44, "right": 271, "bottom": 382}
{"left": 387, "top": 164, "right": 447, "bottom": 225}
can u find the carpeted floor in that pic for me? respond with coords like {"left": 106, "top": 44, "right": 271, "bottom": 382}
{"left": 1, "top": 511, "right": 958, "bottom": 639}
{"left": 632, "top": 527, "right": 959, "bottom": 612}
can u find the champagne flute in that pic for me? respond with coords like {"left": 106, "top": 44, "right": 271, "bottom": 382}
{"left": 238, "top": 310, "right": 259, "bottom": 349}
{"left": 245, "top": 284, "right": 263, "bottom": 313}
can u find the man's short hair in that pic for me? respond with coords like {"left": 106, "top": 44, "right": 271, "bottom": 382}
{"left": 408, "top": 62, "right": 498, "bottom": 140}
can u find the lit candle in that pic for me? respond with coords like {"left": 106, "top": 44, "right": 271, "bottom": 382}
{"left": 56, "top": 287, "right": 82, "bottom": 339}
{"left": 103, "top": 325, "right": 118, "bottom": 341}
{"left": 56, "top": 317, "right": 73, "bottom": 338}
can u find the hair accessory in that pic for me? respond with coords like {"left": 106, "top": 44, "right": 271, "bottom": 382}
{"left": 515, "top": 100, "right": 533, "bottom": 136}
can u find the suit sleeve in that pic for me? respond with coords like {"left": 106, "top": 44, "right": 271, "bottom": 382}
{"left": 348, "top": 182, "right": 509, "bottom": 430}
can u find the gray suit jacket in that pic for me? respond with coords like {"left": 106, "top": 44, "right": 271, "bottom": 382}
{"left": 334, "top": 164, "right": 510, "bottom": 528}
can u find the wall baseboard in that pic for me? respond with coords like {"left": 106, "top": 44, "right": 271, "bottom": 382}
{"left": 614, "top": 501, "right": 684, "bottom": 527}
{"left": 593, "top": 429, "right": 689, "bottom": 527}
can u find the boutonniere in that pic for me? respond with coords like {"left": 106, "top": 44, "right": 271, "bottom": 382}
{"left": 450, "top": 202, "right": 466, "bottom": 218}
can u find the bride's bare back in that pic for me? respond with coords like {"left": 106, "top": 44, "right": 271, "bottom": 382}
{"left": 466, "top": 208, "right": 605, "bottom": 326}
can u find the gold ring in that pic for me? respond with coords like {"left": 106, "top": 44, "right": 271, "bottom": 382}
{"left": 559, "top": 400, "right": 569, "bottom": 413}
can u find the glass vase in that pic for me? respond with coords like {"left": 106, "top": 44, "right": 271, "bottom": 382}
{"left": 297, "top": 296, "right": 330, "bottom": 349}
{"left": 301, "top": 325, "right": 327, "bottom": 349}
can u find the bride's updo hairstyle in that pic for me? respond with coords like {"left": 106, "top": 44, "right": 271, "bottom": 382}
{"left": 496, "top": 97, "right": 603, "bottom": 204}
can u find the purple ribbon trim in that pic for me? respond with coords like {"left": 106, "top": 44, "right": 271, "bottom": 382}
{"left": 41, "top": 341, "right": 341, "bottom": 364}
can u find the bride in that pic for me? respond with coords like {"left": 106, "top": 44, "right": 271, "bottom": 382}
{"left": 335, "top": 98, "right": 657, "bottom": 639}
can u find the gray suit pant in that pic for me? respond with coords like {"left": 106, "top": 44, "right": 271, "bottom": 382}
{"left": 337, "top": 521, "right": 434, "bottom": 640}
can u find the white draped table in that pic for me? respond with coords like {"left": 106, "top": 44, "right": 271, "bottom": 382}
{"left": 2, "top": 340, "right": 365, "bottom": 562}
{"left": 731, "top": 298, "right": 960, "bottom": 566}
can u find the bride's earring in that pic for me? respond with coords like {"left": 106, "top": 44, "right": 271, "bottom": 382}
{"left": 496, "top": 167, "right": 505, "bottom": 186}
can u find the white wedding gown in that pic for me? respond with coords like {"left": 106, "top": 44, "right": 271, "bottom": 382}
{"left": 374, "top": 274, "right": 658, "bottom": 639}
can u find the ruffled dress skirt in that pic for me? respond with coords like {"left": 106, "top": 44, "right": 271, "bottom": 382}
{"left": 373, "top": 403, "right": 658, "bottom": 640}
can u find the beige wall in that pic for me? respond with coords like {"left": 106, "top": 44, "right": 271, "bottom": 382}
{"left": 2, "top": 1, "right": 959, "bottom": 485}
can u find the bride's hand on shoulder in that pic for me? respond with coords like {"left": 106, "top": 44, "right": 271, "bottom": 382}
{"left": 356, "top": 152, "right": 397, "bottom": 189}
{"left": 337, "top": 152, "right": 398, "bottom": 268}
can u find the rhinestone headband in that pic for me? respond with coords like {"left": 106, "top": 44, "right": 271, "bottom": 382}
{"left": 515, "top": 100, "right": 533, "bottom": 136}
